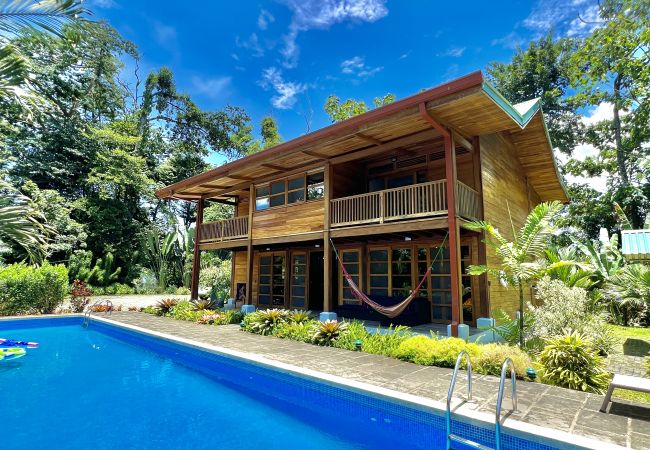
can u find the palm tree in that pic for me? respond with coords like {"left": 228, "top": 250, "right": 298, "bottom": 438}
{"left": 0, "top": 180, "right": 48, "bottom": 262}
{"left": 605, "top": 264, "right": 650, "bottom": 326}
{"left": 466, "top": 201, "right": 569, "bottom": 347}
{"left": 0, "top": 0, "right": 85, "bottom": 106}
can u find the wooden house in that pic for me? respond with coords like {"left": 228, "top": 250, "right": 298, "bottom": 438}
{"left": 156, "top": 71, "right": 568, "bottom": 333}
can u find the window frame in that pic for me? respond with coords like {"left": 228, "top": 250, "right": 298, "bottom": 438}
{"left": 254, "top": 169, "right": 325, "bottom": 211}
{"left": 338, "top": 248, "right": 362, "bottom": 305}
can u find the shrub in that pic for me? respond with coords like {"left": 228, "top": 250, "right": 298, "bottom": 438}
{"left": 645, "top": 357, "right": 650, "bottom": 377}
{"left": 191, "top": 298, "right": 216, "bottom": 311}
{"left": 530, "top": 277, "right": 618, "bottom": 355}
{"left": 288, "top": 309, "right": 312, "bottom": 324}
{"left": 156, "top": 298, "right": 179, "bottom": 315}
{"left": 395, "top": 336, "right": 480, "bottom": 368}
{"left": 246, "top": 309, "right": 289, "bottom": 335}
{"left": 333, "top": 320, "right": 371, "bottom": 351}
{"left": 361, "top": 325, "right": 412, "bottom": 356}
{"left": 474, "top": 344, "right": 532, "bottom": 379}
{"left": 274, "top": 321, "right": 312, "bottom": 342}
{"left": 198, "top": 259, "right": 231, "bottom": 295}
{"left": 310, "top": 320, "right": 349, "bottom": 345}
{"left": 537, "top": 331, "right": 610, "bottom": 394}
{"left": 216, "top": 310, "right": 243, "bottom": 325}
{"left": 70, "top": 279, "right": 92, "bottom": 313}
{"left": 142, "top": 305, "right": 158, "bottom": 315}
{"left": 0, "top": 262, "right": 68, "bottom": 315}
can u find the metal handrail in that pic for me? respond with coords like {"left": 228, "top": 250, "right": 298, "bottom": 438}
{"left": 495, "top": 358, "right": 518, "bottom": 450}
{"left": 82, "top": 300, "right": 113, "bottom": 328}
{"left": 446, "top": 351, "right": 473, "bottom": 450}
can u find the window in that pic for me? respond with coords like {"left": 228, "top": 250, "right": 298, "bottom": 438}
{"left": 368, "top": 249, "right": 389, "bottom": 297}
{"left": 391, "top": 248, "right": 412, "bottom": 298}
{"left": 430, "top": 246, "right": 452, "bottom": 322}
{"left": 290, "top": 253, "right": 307, "bottom": 308}
{"left": 258, "top": 253, "right": 286, "bottom": 307}
{"left": 307, "top": 172, "right": 324, "bottom": 200}
{"left": 460, "top": 245, "right": 473, "bottom": 323}
{"left": 287, "top": 176, "right": 305, "bottom": 204}
{"left": 255, "top": 170, "right": 325, "bottom": 210}
{"left": 339, "top": 249, "right": 361, "bottom": 305}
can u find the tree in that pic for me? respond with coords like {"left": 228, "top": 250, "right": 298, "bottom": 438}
{"left": 323, "top": 93, "right": 395, "bottom": 122}
{"left": 487, "top": 33, "right": 581, "bottom": 154}
{"left": 570, "top": 0, "right": 650, "bottom": 187}
{"left": 466, "top": 201, "right": 568, "bottom": 347}
{"left": 260, "top": 116, "right": 282, "bottom": 149}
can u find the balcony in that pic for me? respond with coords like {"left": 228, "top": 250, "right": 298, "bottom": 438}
{"left": 198, "top": 216, "right": 248, "bottom": 244}
{"left": 330, "top": 180, "right": 480, "bottom": 228}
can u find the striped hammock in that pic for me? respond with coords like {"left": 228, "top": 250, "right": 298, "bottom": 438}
{"left": 331, "top": 234, "right": 448, "bottom": 319}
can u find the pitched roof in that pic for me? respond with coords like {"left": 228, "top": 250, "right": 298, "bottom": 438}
{"left": 157, "top": 71, "right": 568, "bottom": 203}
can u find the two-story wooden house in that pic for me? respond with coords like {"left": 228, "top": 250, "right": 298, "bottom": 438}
{"left": 156, "top": 71, "right": 568, "bottom": 333}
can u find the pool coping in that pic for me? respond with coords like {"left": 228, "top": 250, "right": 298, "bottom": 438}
{"left": 1, "top": 314, "right": 623, "bottom": 450}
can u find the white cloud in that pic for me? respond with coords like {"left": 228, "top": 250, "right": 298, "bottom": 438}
{"left": 259, "top": 67, "right": 306, "bottom": 110}
{"left": 191, "top": 76, "right": 232, "bottom": 99}
{"left": 440, "top": 46, "right": 466, "bottom": 57}
{"left": 523, "top": 0, "right": 602, "bottom": 37}
{"left": 152, "top": 21, "right": 177, "bottom": 49}
{"left": 258, "top": 9, "right": 275, "bottom": 30}
{"left": 582, "top": 102, "right": 614, "bottom": 126}
{"left": 236, "top": 33, "right": 264, "bottom": 57}
{"left": 340, "top": 56, "right": 383, "bottom": 78}
{"left": 278, "top": 0, "right": 388, "bottom": 68}
{"left": 399, "top": 50, "right": 411, "bottom": 60}
{"left": 491, "top": 31, "right": 525, "bottom": 49}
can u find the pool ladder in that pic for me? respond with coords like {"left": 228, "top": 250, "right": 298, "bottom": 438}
{"left": 445, "top": 352, "right": 517, "bottom": 450}
{"left": 82, "top": 300, "right": 113, "bottom": 328}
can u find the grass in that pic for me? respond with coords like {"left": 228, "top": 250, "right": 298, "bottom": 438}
{"left": 606, "top": 325, "right": 650, "bottom": 404}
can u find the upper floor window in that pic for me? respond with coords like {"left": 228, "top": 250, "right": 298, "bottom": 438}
{"left": 255, "top": 170, "right": 324, "bottom": 211}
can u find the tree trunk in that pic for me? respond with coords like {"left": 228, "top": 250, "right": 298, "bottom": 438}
{"left": 613, "top": 74, "right": 629, "bottom": 185}
{"left": 519, "top": 284, "right": 525, "bottom": 348}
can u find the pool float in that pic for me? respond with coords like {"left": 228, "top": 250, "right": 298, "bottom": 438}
{"left": 0, "top": 338, "right": 38, "bottom": 348}
{"left": 0, "top": 347, "right": 27, "bottom": 361}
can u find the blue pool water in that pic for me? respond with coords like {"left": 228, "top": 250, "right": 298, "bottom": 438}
{"left": 0, "top": 318, "right": 562, "bottom": 450}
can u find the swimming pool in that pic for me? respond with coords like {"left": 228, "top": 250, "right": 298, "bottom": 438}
{"left": 0, "top": 316, "right": 608, "bottom": 450}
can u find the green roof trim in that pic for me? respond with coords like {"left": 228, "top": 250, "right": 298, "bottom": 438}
{"left": 481, "top": 81, "right": 541, "bottom": 128}
{"left": 621, "top": 230, "right": 650, "bottom": 261}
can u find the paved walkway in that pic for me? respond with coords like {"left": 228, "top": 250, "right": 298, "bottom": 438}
{"left": 106, "top": 312, "right": 650, "bottom": 449}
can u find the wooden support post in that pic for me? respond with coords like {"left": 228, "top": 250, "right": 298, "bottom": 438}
{"left": 472, "top": 136, "right": 489, "bottom": 318}
{"left": 323, "top": 163, "right": 333, "bottom": 312}
{"left": 190, "top": 198, "right": 204, "bottom": 301}
{"left": 418, "top": 102, "right": 461, "bottom": 336}
{"left": 245, "top": 184, "right": 254, "bottom": 304}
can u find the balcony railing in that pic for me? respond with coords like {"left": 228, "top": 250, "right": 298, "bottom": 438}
{"left": 198, "top": 216, "right": 248, "bottom": 243}
{"left": 330, "top": 180, "right": 480, "bottom": 227}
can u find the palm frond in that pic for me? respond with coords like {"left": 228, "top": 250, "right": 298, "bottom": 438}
{"left": 0, "top": 0, "right": 86, "bottom": 37}
{"left": 516, "top": 201, "right": 562, "bottom": 261}
{"left": 613, "top": 202, "right": 633, "bottom": 230}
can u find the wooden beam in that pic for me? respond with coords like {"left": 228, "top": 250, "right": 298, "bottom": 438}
{"left": 452, "top": 129, "right": 473, "bottom": 153}
{"left": 355, "top": 133, "right": 383, "bottom": 146}
{"left": 199, "top": 183, "right": 232, "bottom": 189}
{"left": 252, "top": 231, "right": 325, "bottom": 246}
{"left": 323, "top": 163, "right": 332, "bottom": 312}
{"left": 228, "top": 174, "right": 253, "bottom": 181}
{"left": 472, "top": 135, "right": 489, "bottom": 318}
{"left": 245, "top": 183, "right": 254, "bottom": 305}
{"left": 190, "top": 199, "right": 204, "bottom": 301}
{"left": 302, "top": 149, "right": 329, "bottom": 159}
{"left": 199, "top": 239, "right": 248, "bottom": 251}
{"left": 329, "top": 217, "right": 448, "bottom": 238}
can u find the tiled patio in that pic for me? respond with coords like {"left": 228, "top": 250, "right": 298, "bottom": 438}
{"left": 105, "top": 312, "right": 650, "bottom": 449}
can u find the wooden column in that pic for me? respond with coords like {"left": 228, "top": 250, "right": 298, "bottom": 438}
{"left": 190, "top": 198, "right": 204, "bottom": 301}
{"left": 472, "top": 136, "right": 489, "bottom": 318}
{"left": 229, "top": 197, "right": 238, "bottom": 299}
{"left": 245, "top": 184, "right": 254, "bottom": 304}
{"left": 323, "top": 163, "right": 333, "bottom": 312}
{"left": 445, "top": 134, "right": 463, "bottom": 333}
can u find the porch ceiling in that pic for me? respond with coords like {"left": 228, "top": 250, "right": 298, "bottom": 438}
{"left": 157, "top": 71, "right": 567, "bottom": 204}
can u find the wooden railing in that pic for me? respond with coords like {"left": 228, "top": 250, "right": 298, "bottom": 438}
{"left": 199, "top": 216, "right": 248, "bottom": 243}
{"left": 330, "top": 180, "right": 448, "bottom": 227}
{"left": 455, "top": 181, "right": 480, "bottom": 221}
{"left": 330, "top": 180, "right": 480, "bottom": 227}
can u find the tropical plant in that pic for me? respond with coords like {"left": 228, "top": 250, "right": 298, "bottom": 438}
{"left": 394, "top": 336, "right": 480, "bottom": 368}
{"left": 605, "top": 264, "right": 650, "bottom": 326}
{"left": 571, "top": 234, "right": 624, "bottom": 289}
{"left": 191, "top": 298, "right": 215, "bottom": 311}
{"left": 80, "top": 252, "right": 121, "bottom": 287}
{"left": 544, "top": 245, "right": 595, "bottom": 290}
{"left": 0, "top": 180, "right": 49, "bottom": 262}
{"left": 537, "top": 331, "right": 610, "bottom": 394}
{"left": 466, "top": 201, "right": 568, "bottom": 347}
{"left": 69, "top": 279, "right": 92, "bottom": 313}
{"left": 356, "top": 325, "right": 412, "bottom": 356}
{"left": 246, "top": 309, "right": 289, "bottom": 335}
{"left": 310, "top": 320, "right": 349, "bottom": 346}
{"left": 273, "top": 321, "right": 312, "bottom": 342}
{"left": 288, "top": 309, "right": 312, "bottom": 324}
{"left": 142, "top": 228, "right": 184, "bottom": 290}
{"left": 155, "top": 298, "right": 178, "bottom": 315}
{"left": 0, "top": 262, "right": 68, "bottom": 315}
{"left": 490, "top": 309, "right": 535, "bottom": 348}
{"left": 474, "top": 344, "right": 532, "bottom": 379}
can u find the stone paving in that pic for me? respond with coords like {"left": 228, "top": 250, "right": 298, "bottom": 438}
{"left": 106, "top": 312, "right": 650, "bottom": 449}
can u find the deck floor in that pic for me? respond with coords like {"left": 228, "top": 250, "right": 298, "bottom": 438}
{"left": 104, "top": 312, "right": 650, "bottom": 449}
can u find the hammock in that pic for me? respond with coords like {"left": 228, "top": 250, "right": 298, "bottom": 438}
{"left": 331, "top": 233, "right": 448, "bottom": 319}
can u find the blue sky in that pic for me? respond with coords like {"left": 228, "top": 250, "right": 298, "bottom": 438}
{"left": 90, "top": 0, "right": 601, "bottom": 166}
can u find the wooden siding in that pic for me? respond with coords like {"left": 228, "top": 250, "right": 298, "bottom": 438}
{"left": 480, "top": 132, "right": 539, "bottom": 317}
{"left": 251, "top": 200, "right": 325, "bottom": 240}
{"left": 231, "top": 250, "right": 248, "bottom": 297}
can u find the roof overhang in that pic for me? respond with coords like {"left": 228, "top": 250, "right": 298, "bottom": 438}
{"left": 157, "top": 71, "right": 568, "bottom": 203}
